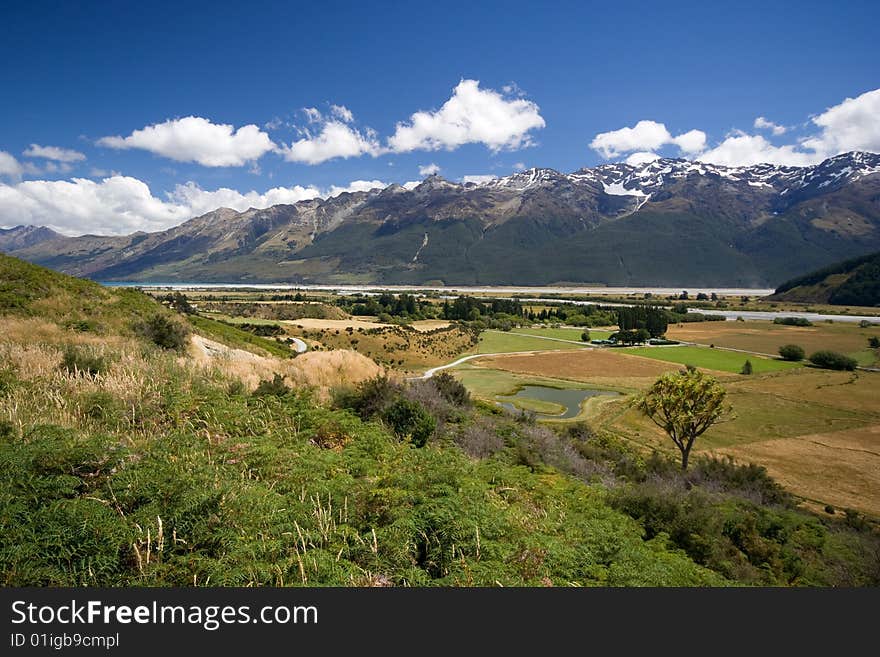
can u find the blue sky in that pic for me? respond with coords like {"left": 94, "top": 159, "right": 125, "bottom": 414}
{"left": 1, "top": 0, "right": 878, "bottom": 235}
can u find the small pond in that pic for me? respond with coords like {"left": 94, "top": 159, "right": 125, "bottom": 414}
{"left": 496, "top": 385, "right": 619, "bottom": 420}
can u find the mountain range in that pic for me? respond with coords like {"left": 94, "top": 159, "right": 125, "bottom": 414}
{"left": 3, "top": 151, "right": 880, "bottom": 286}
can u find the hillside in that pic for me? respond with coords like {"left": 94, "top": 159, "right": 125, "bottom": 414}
{"left": 771, "top": 251, "right": 880, "bottom": 306}
{"left": 1, "top": 255, "right": 878, "bottom": 587}
{"left": 5, "top": 152, "right": 880, "bottom": 286}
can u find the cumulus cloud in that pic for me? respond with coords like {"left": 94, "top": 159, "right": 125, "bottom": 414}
{"left": 327, "top": 179, "right": 386, "bottom": 197}
{"left": 387, "top": 79, "right": 545, "bottom": 153}
{"left": 697, "top": 133, "right": 819, "bottom": 167}
{"left": 801, "top": 88, "right": 880, "bottom": 156}
{"left": 590, "top": 120, "right": 706, "bottom": 159}
{"left": 461, "top": 174, "right": 497, "bottom": 185}
{"left": 0, "top": 176, "right": 388, "bottom": 236}
{"left": 330, "top": 104, "right": 354, "bottom": 123}
{"left": 97, "top": 116, "right": 276, "bottom": 167}
{"left": 591, "top": 87, "right": 880, "bottom": 167}
{"left": 753, "top": 117, "right": 787, "bottom": 136}
{"left": 0, "top": 151, "right": 24, "bottom": 179}
{"left": 0, "top": 176, "right": 192, "bottom": 235}
{"left": 23, "top": 144, "right": 86, "bottom": 162}
{"left": 419, "top": 163, "right": 440, "bottom": 176}
{"left": 168, "top": 181, "right": 323, "bottom": 217}
{"left": 278, "top": 107, "right": 381, "bottom": 165}
{"left": 625, "top": 151, "right": 661, "bottom": 166}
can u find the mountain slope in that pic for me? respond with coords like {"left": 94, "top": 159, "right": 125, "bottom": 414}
{"left": 771, "top": 250, "right": 880, "bottom": 306}
{"left": 7, "top": 152, "right": 880, "bottom": 286}
{"left": 0, "top": 225, "right": 59, "bottom": 252}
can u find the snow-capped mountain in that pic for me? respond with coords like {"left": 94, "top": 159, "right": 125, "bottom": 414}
{"left": 6, "top": 152, "right": 880, "bottom": 287}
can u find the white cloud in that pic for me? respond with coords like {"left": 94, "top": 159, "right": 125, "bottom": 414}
{"left": 625, "top": 151, "right": 661, "bottom": 166}
{"left": 387, "top": 79, "right": 545, "bottom": 153}
{"left": 330, "top": 104, "right": 354, "bottom": 123}
{"left": 802, "top": 88, "right": 880, "bottom": 156}
{"left": 671, "top": 129, "right": 707, "bottom": 155}
{"left": 753, "top": 117, "right": 787, "bottom": 136}
{"left": 0, "top": 176, "right": 192, "bottom": 235}
{"left": 168, "top": 182, "right": 323, "bottom": 217}
{"left": 23, "top": 144, "right": 86, "bottom": 162}
{"left": 0, "top": 151, "right": 24, "bottom": 179}
{"left": 592, "top": 87, "right": 880, "bottom": 168}
{"left": 97, "top": 116, "right": 276, "bottom": 167}
{"left": 0, "top": 176, "right": 389, "bottom": 236}
{"left": 462, "top": 174, "right": 497, "bottom": 185}
{"left": 419, "top": 163, "right": 441, "bottom": 176}
{"left": 327, "top": 179, "right": 386, "bottom": 197}
{"left": 512, "top": 161, "right": 526, "bottom": 170}
{"left": 697, "top": 133, "right": 819, "bottom": 167}
{"left": 590, "top": 120, "right": 706, "bottom": 159}
{"left": 302, "top": 107, "right": 323, "bottom": 124}
{"left": 278, "top": 107, "right": 381, "bottom": 165}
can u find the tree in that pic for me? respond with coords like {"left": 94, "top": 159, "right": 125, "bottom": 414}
{"left": 809, "top": 350, "right": 858, "bottom": 371}
{"left": 740, "top": 360, "right": 753, "bottom": 375}
{"left": 869, "top": 336, "right": 880, "bottom": 349}
{"left": 580, "top": 330, "right": 591, "bottom": 342}
{"left": 382, "top": 398, "right": 436, "bottom": 447}
{"left": 778, "top": 344, "right": 805, "bottom": 361}
{"left": 636, "top": 369, "right": 730, "bottom": 470}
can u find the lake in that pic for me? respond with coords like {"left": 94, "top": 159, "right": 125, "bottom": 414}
{"left": 497, "top": 385, "right": 619, "bottom": 420}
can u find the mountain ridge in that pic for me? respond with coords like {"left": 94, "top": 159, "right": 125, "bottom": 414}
{"left": 4, "top": 151, "right": 880, "bottom": 286}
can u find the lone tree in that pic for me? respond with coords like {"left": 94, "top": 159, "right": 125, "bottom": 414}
{"left": 636, "top": 368, "right": 730, "bottom": 470}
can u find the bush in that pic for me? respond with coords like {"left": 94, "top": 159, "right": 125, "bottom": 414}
{"left": 382, "top": 398, "right": 436, "bottom": 447}
{"left": 252, "top": 373, "right": 291, "bottom": 397}
{"left": 808, "top": 350, "right": 858, "bottom": 371}
{"left": 431, "top": 372, "right": 471, "bottom": 407}
{"left": 740, "top": 360, "right": 753, "bottom": 375}
{"left": 580, "top": 330, "right": 590, "bottom": 342}
{"left": 335, "top": 375, "right": 399, "bottom": 419}
{"left": 778, "top": 344, "right": 805, "bottom": 361}
{"left": 774, "top": 317, "right": 813, "bottom": 327}
{"left": 60, "top": 345, "right": 110, "bottom": 377}
{"left": 134, "top": 314, "right": 190, "bottom": 351}
{"left": 869, "top": 336, "right": 880, "bottom": 349}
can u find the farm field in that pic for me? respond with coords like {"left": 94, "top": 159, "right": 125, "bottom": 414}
{"left": 474, "top": 348, "right": 687, "bottom": 384}
{"left": 620, "top": 345, "right": 802, "bottom": 373}
{"left": 600, "top": 367, "right": 880, "bottom": 516}
{"left": 666, "top": 320, "right": 880, "bottom": 366}
{"left": 470, "top": 330, "right": 591, "bottom": 354}
{"left": 510, "top": 327, "right": 612, "bottom": 341}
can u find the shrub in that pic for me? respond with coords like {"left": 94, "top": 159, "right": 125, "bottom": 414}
{"left": 134, "top": 314, "right": 190, "bottom": 351}
{"left": 431, "top": 372, "right": 471, "bottom": 407}
{"left": 808, "top": 350, "right": 858, "bottom": 371}
{"left": 335, "top": 375, "right": 399, "bottom": 419}
{"left": 382, "top": 398, "right": 436, "bottom": 447}
{"left": 580, "top": 330, "right": 590, "bottom": 342}
{"left": 869, "top": 336, "right": 880, "bottom": 349}
{"left": 252, "top": 373, "right": 291, "bottom": 397}
{"left": 778, "top": 344, "right": 805, "bottom": 361}
{"left": 60, "top": 344, "right": 110, "bottom": 377}
{"left": 773, "top": 317, "right": 812, "bottom": 327}
{"left": 740, "top": 360, "right": 753, "bottom": 375}
{"left": 824, "top": 505, "right": 835, "bottom": 515}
